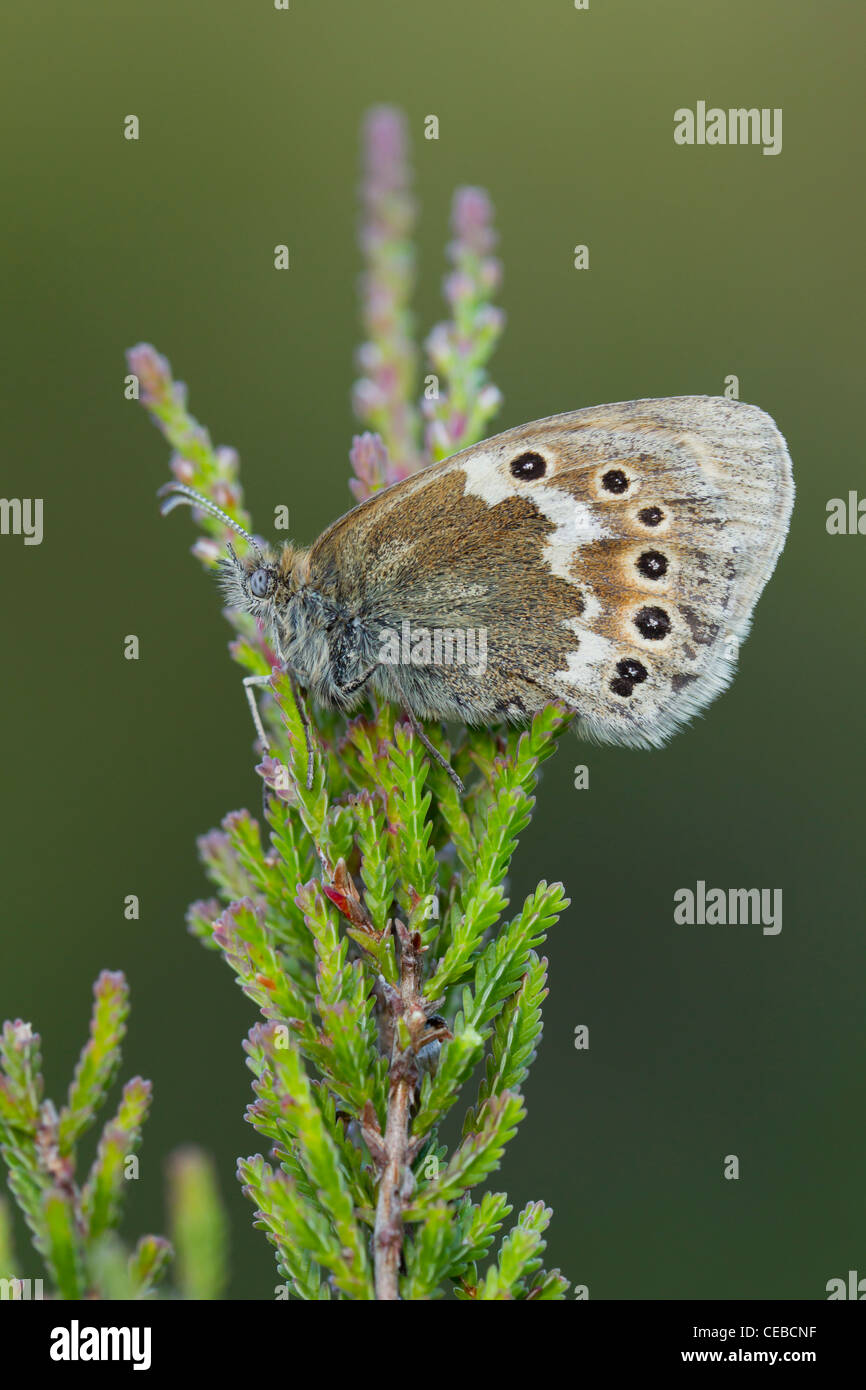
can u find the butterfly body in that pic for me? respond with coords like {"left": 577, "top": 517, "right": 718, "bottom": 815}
{"left": 175, "top": 395, "right": 793, "bottom": 752}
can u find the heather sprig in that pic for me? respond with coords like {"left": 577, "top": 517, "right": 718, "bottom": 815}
{"left": 121, "top": 107, "right": 572, "bottom": 1301}
{"left": 351, "top": 105, "right": 424, "bottom": 490}
{"left": 423, "top": 185, "right": 505, "bottom": 461}
{"left": 127, "top": 342, "right": 253, "bottom": 569}
{"left": 0, "top": 973, "right": 228, "bottom": 1300}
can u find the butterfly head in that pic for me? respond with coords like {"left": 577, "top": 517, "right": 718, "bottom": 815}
{"left": 218, "top": 539, "right": 301, "bottom": 621}
{"left": 158, "top": 481, "right": 302, "bottom": 628}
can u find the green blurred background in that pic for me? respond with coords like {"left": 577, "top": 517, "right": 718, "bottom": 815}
{"left": 2, "top": 1, "right": 863, "bottom": 1299}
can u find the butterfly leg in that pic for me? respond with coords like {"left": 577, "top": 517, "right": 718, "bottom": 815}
{"left": 404, "top": 708, "right": 465, "bottom": 796}
{"left": 336, "top": 664, "right": 464, "bottom": 794}
{"left": 242, "top": 675, "right": 272, "bottom": 753}
{"left": 242, "top": 674, "right": 278, "bottom": 818}
{"left": 287, "top": 671, "right": 316, "bottom": 792}
{"left": 243, "top": 671, "right": 315, "bottom": 797}
{"left": 339, "top": 663, "right": 379, "bottom": 698}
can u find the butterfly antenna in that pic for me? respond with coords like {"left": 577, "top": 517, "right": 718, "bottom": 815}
{"left": 157, "top": 482, "right": 263, "bottom": 555}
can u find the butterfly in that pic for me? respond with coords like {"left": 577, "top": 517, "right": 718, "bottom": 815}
{"left": 160, "top": 396, "right": 794, "bottom": 788}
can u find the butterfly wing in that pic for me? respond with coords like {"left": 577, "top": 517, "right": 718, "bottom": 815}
{"left": 309, "top": 397, "right": 794, "bottom": 746}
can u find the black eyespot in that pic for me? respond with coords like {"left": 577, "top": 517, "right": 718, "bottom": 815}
{"left": 638, "top": 505, "right": 664, "bottom": 526}
{"left": 636, "top": 550, "right": 668, "bottom": 580}
{"left": 610, "top": 676, "right": 634, "bottom": 698}
{"left": 635, "top": 606, "right": 671, "bottom": 640}
{"left": 616, "top": 658, "right": 648, "bottom": 684}
{"left": 510, "top": 451, "right": 547, "bottom": 480}
{"left": 250, "top": 567, "right": 274, "bottom": 599}
{"left": 602, "top": 468, "right": 629, "bottom": 494}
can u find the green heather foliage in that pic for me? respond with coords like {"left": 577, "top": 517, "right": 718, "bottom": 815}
{"left": 0, "top": 974, "right": 226, "bottom": 1300}
{"left": 0, "top": 108, "right": 571, "bottom": 1300}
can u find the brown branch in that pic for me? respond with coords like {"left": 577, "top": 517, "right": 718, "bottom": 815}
{"left": 373, "top": 1057, "right": 414, "bottom": 1300}
{"left": 371, "top": 921, "right": 436, "bottom": 1300}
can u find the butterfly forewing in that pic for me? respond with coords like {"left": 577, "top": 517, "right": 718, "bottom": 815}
{"left": 308, "top": 397, "right": 794, "bottom": 746}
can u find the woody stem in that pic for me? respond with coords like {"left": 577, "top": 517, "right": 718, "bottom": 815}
{"left": 373, "top": 1060, "right": 413, "bottom": 1300}
{"left": 372, "top": 920, "right": 429, "bottom": 1300}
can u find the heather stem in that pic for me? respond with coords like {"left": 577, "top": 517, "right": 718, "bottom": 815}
{"left": 372, "top": 921, "right": 431, "bottom": 1299}
{"left": 373, "top": 1065, "right": 414, "bottom": 1301}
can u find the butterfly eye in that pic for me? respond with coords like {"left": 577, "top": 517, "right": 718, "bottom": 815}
{"left": 249, "top": 567, "right": 275, "bottom": 599}
{"left": 510, "top": 451, "right": 547, "bottom": 480}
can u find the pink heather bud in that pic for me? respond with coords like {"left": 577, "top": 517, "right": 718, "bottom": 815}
{"left": 476, "top": 305, "right": 506, "bottom": 336}
{"left": 210, "top": 919, "right": 230, "bottom": 950}
{"left": 363, "top": 106, "right": 409, "bottom": 196}
{"left": 424, "top": 322, "right": 453, "bottom": 363}
{"left": 443, "top": 270, "right": 474, "bottom": 306}
{"left": 349, "top": 432, "right": 390, "bottom": 498}
{"left": 126, "top": 343, "right": 171, "bottom": 403}
{"left": 256, "top": 757, "right": 296, "bottom": 803}
{"left": 366, "top": 282, "right": 397, "bottom": 327}
{"left": 191, "top": 537, "right": 222, "bottom": 565}
{"left": 170, "top": 454, "right": 196, "bottom": 483}
{"left": 476, "top": 383, "right": 503, "bottom": 414}
{"left": 212, "top": 480, "right": 238, "bottom": 510}
{"left": 190, "top": 897, "right": 220, "bottom": 922}
{"left": 383, "top": 455, "right": 413, "bottom": 486}
{"left": 425, "top": 419, "right": 453, "bottom": 457}
{"left": 479, "top": 257, "right": 503, "bottom": 293}
{"left": 452, "top": 187, "right": 496, "bottom": 257}
{"left": 378, "top": 360, "right": 399, "bottom": 395}
{"left": 351, "top": 378, "right": 387, "bottom": 418}
{"left": 197, "top": 830, "right": 230, "bottom": 860}
{"left": 215, "top": 446, "right": 239, "bottom": 477}
{"left": 356, "top": 341, "right": 383, "bottom": 373}
{"left": 448, "top": 412, "right": 468, "bottom": 441}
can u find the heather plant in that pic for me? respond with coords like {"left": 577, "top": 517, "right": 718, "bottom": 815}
{"left": 0, "top": 974, "right": 226, "bottom": 1300}
{"left": 0, "top": 107, "right": 572, "bottom": 1300}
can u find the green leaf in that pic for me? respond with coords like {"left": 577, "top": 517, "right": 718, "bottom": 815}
{"left": 477, "top": 1200, "right": 564, "bottom": 1300}
{"left": 0, "top": 1196, "right": 17, "bottom": 1280}
{"left": 59, "top": 972, "right": 129, "bottom": 1154}
{"left": 81, "top": 1077, "right": 152, "bottom": 1241}
{"left": 242, "top": 1029, "right": 373, "bottom": 1299}
{"left": 167, "top": 1148, "right": 229, "bottom": 1300}
{"left": 401, "top": 1203, "right": 461, "bottom": 1299}
{"left": 128, "top": 1234, "right": 173, "bottom": 1298}
{"left": 237, "top": 1154, "right": 331, "bottom": 1301}
{"left": 411, "top": 1023, "right": 486, "bottom": 1141}
{"left": 413, "top": 1092, "right": 524, "bottom": 1210}
{"left": 353, "top": 791, "right": 398, "bottom": 936}
{"left": 42, "top": 1188, "right": 86, "bottom": 1300}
